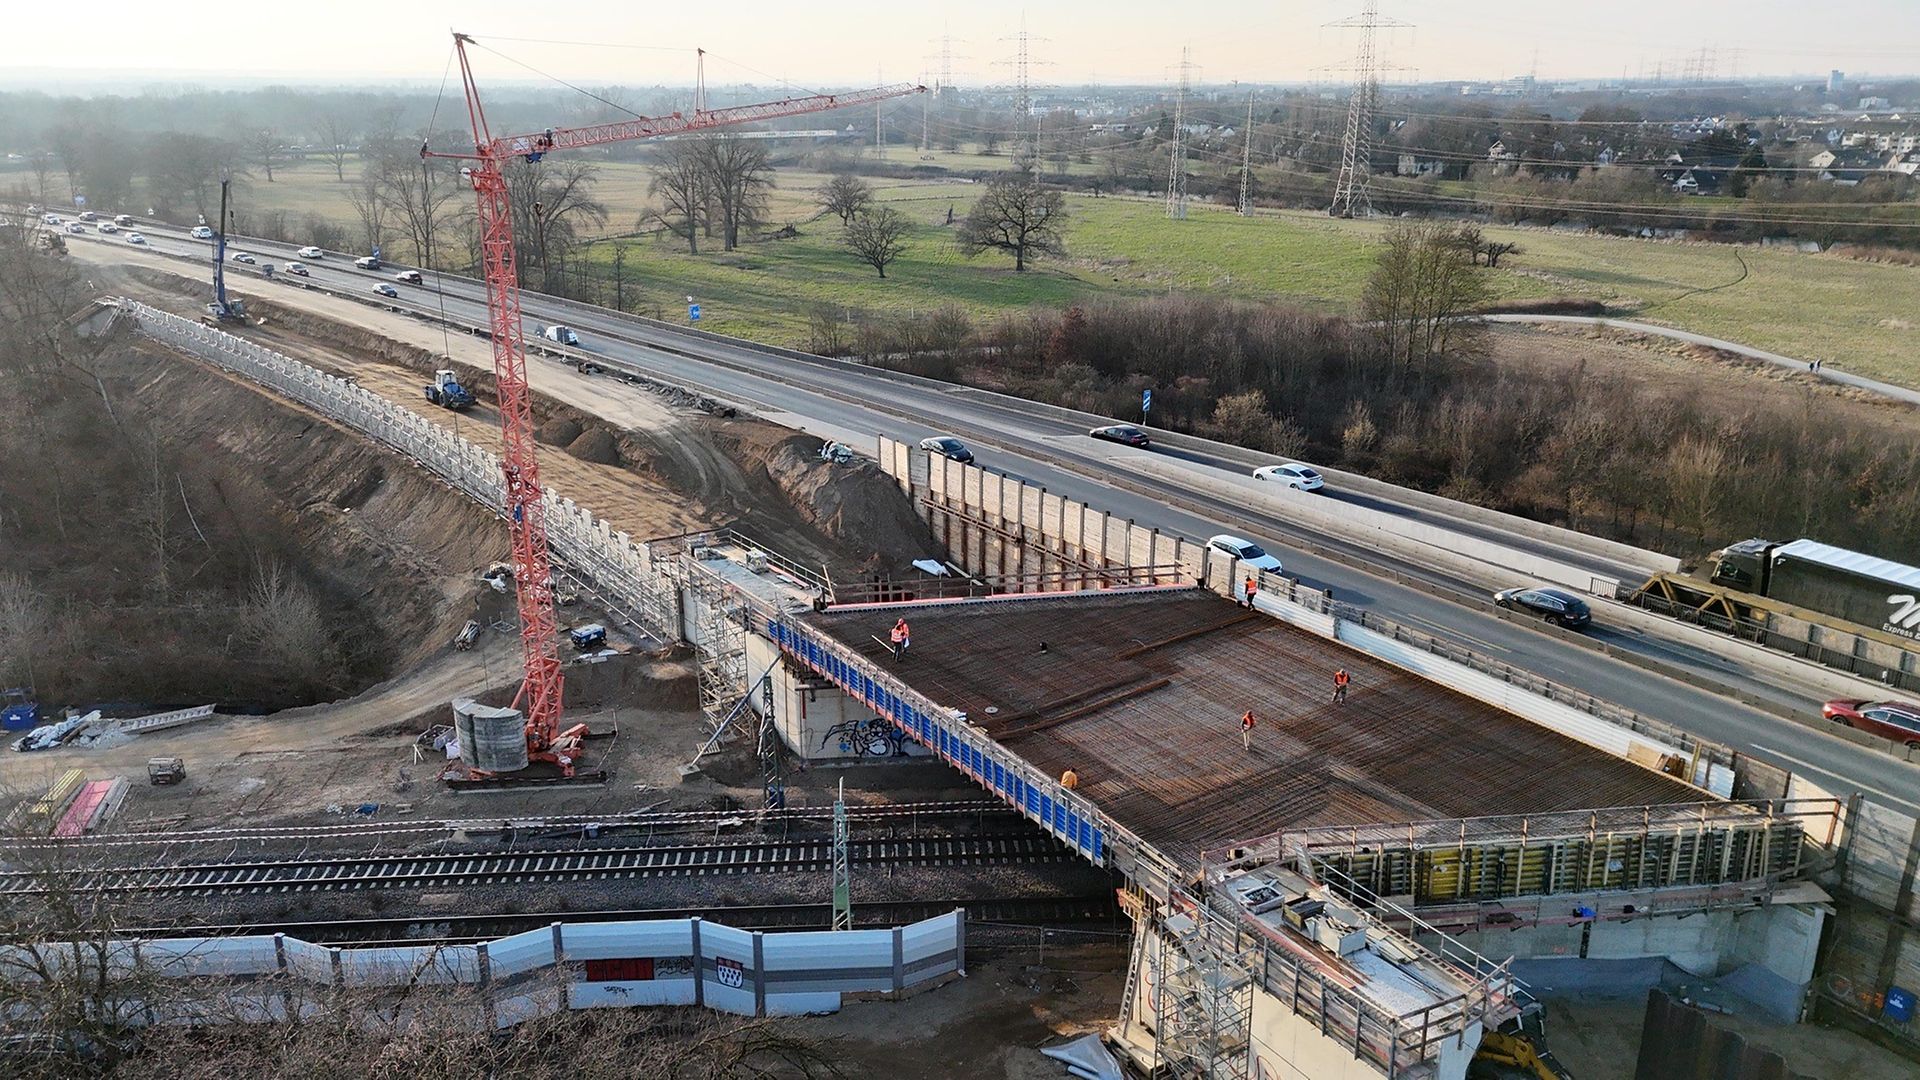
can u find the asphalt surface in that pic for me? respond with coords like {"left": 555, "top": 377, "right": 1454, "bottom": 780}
{"left": 51, "top": 218, "right": 1920, "bottom": 816}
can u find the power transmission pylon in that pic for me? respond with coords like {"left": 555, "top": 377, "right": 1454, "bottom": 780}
{"left": 1237, "top": 95, "right": 1255, "bottom": 216}
{"left": 1325, "top": 0, "right": 1411, "bottom": 219}
{"left": 1166, "top": 47, "right": 1196, "bottom": 220}
{"left": 997, "top": 20, "right": 1050, "bottom": 171}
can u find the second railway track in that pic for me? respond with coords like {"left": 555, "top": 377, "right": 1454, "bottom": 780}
{"left": 6, "top": 834, "right": 1077, "bottom": 897}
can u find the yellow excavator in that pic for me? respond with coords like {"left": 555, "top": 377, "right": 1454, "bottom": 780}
{"left": 1473, "top": 1029, "right": 1573, "bottom": 1080}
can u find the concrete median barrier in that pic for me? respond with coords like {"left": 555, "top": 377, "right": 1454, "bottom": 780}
{"left": 1114, "top": 455, "right": 1622, "bottom": 598}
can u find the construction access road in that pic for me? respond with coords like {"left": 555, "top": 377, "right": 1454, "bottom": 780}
{"left": 57, "top": 225, "right": 1920, "bottom": 818}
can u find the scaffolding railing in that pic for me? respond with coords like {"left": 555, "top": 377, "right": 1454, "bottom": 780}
{"left": 828, "top": 563, "right": 1189, "bottom": 605}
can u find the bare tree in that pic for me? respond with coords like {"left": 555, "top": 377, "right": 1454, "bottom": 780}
{"left": 819, "top": 173, "right": 873, "bottom": 226}
{"left": 647, "top": 140, "right": 707, "bottom": 254}
{"left": 26, "top": 151, "right": 53, "bottom": 202}
{"left": 245, "top": 129, "right": 279, "bottom": 182}
{"left": 0, "top": 572, "right": 50, "bottom": 688}
{"left": 506, "top": 159, "right": 609, "bottom": 291}
{"left": 1361, "top": 222, "right": 1491, "bottom": 375}
{"left": 692, "top": 134, "right": 774, "bottom": 251}
{"left": 380, "top": 157, "right": 466, "bottom": 268}
{"left": 843, "top": 207, "right": 911, "bottom": 278}
{"left": 956, "top": 172, "right": 1067, "bottom": 271}
{"left": 344, "top": 169, "right": 389, "bottom": 254}
{"left": 319, "top": 114, "right": 355, "bottom": 181}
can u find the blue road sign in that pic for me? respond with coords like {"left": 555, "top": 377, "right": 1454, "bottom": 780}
{"left": 1142, "top": 388, "right": 1152, "bottom": 414}
{"left": 689, "top": 303, "right": 701, "bottom": 322}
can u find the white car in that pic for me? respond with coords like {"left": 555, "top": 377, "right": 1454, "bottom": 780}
{"left": 394, "top": 269, "right": 423, "bottom": 284}
{"left": 1208, "top": 534, "right": 1283, "bottom": 574}
{"left": 41, "top": 214, "right": 60, "bottom": 225}
{"left": 230, "top": 252, "right": 257, "bottom": 264}
{"left": 1252, "top": 462, "right": 1326, "bottom": 492}
{"left": 353, "top": 256, "right": 380, "bottom": 269}
{"left": 191, "top": 226, "right": 214, "bottom": 239}
{"left": 540, "top": 324, "right": 582, "bottom": 346}
{"left": 63, "top": 223, "right": 84, "bottom": 234}
{"left": 125, "top": 232, "right": 147, "bottom": 244}
{"left": 77, "top": 211, "right": 97, "bottom": 222}
{"left": 97, "top": 221, "right": 118, "bottom": 233}
{"left": 296, "top": 246, "right": 324, "bottom": 258}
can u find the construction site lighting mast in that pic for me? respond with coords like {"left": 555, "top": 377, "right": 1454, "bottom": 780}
{"left": 429, "top": 32, "right": 922, "bottom": 774}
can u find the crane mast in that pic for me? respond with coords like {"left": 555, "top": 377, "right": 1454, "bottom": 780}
{"left": 437, "top": 32, "right": 922, "bottom": 776}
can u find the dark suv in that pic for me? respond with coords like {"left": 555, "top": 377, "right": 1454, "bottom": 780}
{"left": 1493, "top": 586, "right": 1593, "bottom": 629}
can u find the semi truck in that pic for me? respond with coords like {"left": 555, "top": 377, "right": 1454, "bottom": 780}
{"left": 1632, "top": 537, "right": 1920, "bottom": 662}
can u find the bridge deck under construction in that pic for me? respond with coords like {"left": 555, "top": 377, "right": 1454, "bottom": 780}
{"left": 805, "top": 589, "right": 1701, "bottom": 869}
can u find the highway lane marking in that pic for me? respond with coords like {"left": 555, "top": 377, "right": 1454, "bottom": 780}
{"left": 1749, "top": 743, "right": 1920, "bottom": 811}
{"left": 1397, "top": 613, "right": 1512, "bottom": 654}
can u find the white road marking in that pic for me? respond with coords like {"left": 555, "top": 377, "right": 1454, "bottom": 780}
{"left": 1749, "top": 743, "right": 1918, "bottom": 809}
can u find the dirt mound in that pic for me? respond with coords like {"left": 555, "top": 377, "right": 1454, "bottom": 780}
{"left": 536, "top": 418, "right": 583, "bottom": 446}
{"left": 757, "top": 434, "right": 933, "bottom": 573}
{"left": 565, "top": 426, "right": 622, "bottom": 465}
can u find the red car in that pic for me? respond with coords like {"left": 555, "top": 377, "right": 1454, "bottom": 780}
{"left": 1823, "top": 698, "right": 1920, "bottom": 747}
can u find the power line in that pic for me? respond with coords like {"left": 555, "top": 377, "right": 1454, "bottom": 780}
{"left": 1238, "top": 95, "right": 1255, "bottom": 216}
{"left": 1324, "top": 1, "right": 1413, "bottom": 218}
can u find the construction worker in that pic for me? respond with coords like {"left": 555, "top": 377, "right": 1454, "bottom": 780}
{"left": 1332, "top": 668, "right": 1351, "bottom": 705}
{"left": 1241, "top": 710, "right": 1256, "bottom": 751}
{"left": 889, "top": 617, "right": 911, "bottom": 659}
{"left": 1060, "top": 768, "right": 1079, "bottom": 791}
{"left": 1244, "top": 575, "right": 1258, "bottom": 608}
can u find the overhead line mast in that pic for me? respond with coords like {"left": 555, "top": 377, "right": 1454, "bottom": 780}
{"left": 428, "top": 32, "right": 922, "bottom": 776}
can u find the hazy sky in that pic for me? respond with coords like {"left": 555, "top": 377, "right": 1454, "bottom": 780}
{"left": 7, "top": 1, "right": 1917, "bottom": 88}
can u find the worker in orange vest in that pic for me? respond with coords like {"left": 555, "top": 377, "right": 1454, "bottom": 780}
{"left": 1241, "top": 709, "right": 1256, "bottom": 751}
{"left": 1061, "top": 768, "right": 1079, "bottom": 791}
{"left": 1243, "top": 575, "right": 1258, "bottom": 608}
{"left": 1332, "top": 668, "right": 1351, "bottom": 704}
{"left": 889, "top": 617, "right": 911, "bottom": 659}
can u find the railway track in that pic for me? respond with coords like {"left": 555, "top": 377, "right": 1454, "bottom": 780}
{"left": 5, "top": 833, "right": 1076, "bottom": 897}
{"left": 118, "top": 895, "right": 1125, "bottom": 945}
{"left": 29, "top": 800, "right": 1017, "bottom": 850}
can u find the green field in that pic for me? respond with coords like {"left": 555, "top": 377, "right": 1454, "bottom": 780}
{"left": 32, "top": 152, "right": 1912, "bottom": 386}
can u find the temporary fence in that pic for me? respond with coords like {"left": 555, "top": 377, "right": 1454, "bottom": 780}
{"left": 0, "top": 910, "right": 965, "bottom": 1028}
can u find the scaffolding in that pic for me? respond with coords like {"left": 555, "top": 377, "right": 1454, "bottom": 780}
{"left": 1144, "top": 907, "right": 1257, "bottom": 1080}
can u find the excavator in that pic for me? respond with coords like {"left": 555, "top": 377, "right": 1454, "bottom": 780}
{"left": 1473, "top": 1028, "right": 1574, "bottom": 1080}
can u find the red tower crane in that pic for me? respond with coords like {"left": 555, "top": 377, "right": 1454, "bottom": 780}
{"left": 433, "top": 33, "right": 921, "bottom": 777}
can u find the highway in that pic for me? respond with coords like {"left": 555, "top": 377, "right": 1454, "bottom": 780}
{"left": 51, "top": 218, "right": 1920, "bottom": 816}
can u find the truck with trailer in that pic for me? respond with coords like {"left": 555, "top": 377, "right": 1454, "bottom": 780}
{"left": 1631, "top": 537, "right": 1920, "bottom": 685}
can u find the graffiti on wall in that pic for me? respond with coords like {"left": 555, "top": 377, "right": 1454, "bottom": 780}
{"left": 821, "top": 716, "right": 908, "bottom": 758}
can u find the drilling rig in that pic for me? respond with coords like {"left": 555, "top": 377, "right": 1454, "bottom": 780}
{"left": 204, "top": 177, "right": 248, "bottom": 325}
{"left": 431, "top": 32, "right": 921, "bottom": 784}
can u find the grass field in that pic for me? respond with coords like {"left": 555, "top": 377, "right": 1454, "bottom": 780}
{"left": 20, "top": 152, "right": 1913, "bottom": 385}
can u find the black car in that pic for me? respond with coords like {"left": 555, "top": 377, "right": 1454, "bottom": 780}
{"left": 1089, "top": 424, "right": 1151, "bottom": 448}
{"left": 1494, "top": 586, "right": 1593, "bottom": 629}
{"left": 919, "top": 436, "right": 974, "bottom": 464}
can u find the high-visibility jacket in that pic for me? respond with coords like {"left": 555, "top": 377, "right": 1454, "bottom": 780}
{"left": 1334, "top": 670, "right": 1350, "bottom": 687}
{"left": 1061, "top": 769, "right": 1079, "bottom": 790}
{"left": 890, "top": 624, "right": 908, "bottom": 644}
{"left": 1244, "top": 577, "right": 1257, "bottom": 595}
{"left": 1241, "top": 711, "right": 1255, "bottom": 730}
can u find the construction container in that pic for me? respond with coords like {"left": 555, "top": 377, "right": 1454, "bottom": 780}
{"left": 451, "top": 698, "right": 529, "bottom": 773}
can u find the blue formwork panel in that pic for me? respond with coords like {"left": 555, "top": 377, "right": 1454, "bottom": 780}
{"left": 771, "top": 621, "right": 1107, "bottom": 867}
